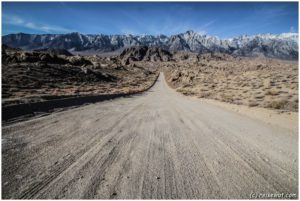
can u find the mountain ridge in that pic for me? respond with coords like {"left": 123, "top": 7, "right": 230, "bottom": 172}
{"left": 2, "top": 30, "right": 298, "bottom": 60}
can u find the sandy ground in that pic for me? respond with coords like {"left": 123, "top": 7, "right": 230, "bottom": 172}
{"left": 2, "top": 73, "right": 298, "bottom": 199}
{"left": 196, "top": 98, "right": 298, "bottom": 131}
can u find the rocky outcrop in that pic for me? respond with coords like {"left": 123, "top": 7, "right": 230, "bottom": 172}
{"left": 2, "top": 45, "right": 93, "bottom": 66}
{"left": 119, "top": 46, "right": 173, "bottom": 64}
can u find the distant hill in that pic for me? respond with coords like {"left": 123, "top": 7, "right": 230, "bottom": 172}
{"left": 119, "top": 46, "right": 173, "bottom": 64}
{"left": 2, "top": 31, "right": 298, "bottom": 60}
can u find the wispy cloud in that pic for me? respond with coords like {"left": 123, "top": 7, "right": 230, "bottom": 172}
{"left": 117, "top": 7, "right": 215, "bottom": 36}
{"left": 290, "top": 26, "right": 295, "bottom": 33}
{"left": 198, "top": 20, "right": 215, "bottom": 30}
{"left": 136, "top": 18, "right": 213, "bottom": 36}
{"left": 155, "top": 20, "right": 214, "bottom": 36}
{"left": 254, "top": 4, "right": 291, "bottom": 19}
{"left": 3, "top": 14, "right": 74, "bottom": 33}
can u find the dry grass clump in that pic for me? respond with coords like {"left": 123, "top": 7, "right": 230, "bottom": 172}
{"left": 265, "top": 89, "right": 280, "bottom": 96}
{"left": 267, "top": 100, "right": 288, "bottom": 110}
{"left": 248, "top": 101, "right": 259, "bottom": 107}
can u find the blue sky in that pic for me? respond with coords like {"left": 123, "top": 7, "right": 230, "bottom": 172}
{"left": 2, "top": 2, "right": 298, "bottom": 38}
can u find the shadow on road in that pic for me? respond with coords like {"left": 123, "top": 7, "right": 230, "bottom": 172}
{"left": 2, "top": 74, "right": 160, "bottom": 123}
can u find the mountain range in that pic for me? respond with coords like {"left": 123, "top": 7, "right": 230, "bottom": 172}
{"left": 2, "top": 30, "right": 298, "bottom": 60}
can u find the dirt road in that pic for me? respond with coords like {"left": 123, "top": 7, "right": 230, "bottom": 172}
{"left": 2, "top": 73, "right": 298, "bottom": 199}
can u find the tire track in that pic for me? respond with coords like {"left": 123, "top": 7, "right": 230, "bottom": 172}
{"left": 172, "top": 99, "right": 296, "bottom": 197}
{"left": 17, "top": 102, "right": 146, "bottom": 199}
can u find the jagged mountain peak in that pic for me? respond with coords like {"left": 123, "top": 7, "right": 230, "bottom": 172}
{"left": 184, "top": 30, "right": 195, "bottom": 35}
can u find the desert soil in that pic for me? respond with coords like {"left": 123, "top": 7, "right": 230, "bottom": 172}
{"left": 2, "top": 73, "right": 298, "bottom": 199}
{"left": 165, "top": 54, "right": 298, "bottom": 112}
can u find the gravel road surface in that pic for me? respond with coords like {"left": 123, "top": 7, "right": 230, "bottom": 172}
{"left": 2, "top": 73, "right": 298, "bottom": 199}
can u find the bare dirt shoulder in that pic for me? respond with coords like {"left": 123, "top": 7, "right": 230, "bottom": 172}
{"left": 198, "top": 98, "right": 298, "bottom": 131}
